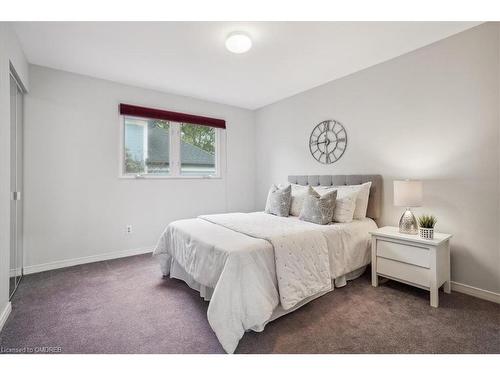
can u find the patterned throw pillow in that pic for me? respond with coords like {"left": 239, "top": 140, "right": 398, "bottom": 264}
{"left": 299, "top": 186, "right": 337, "bottom": 225}
{"left": 332, "top": 192, "right": 357, "bottom": 223}
{"left": 265, "top": 184, "right": 292, "bottom": 217}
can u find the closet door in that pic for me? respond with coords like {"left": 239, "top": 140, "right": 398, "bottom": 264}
{"left": 9, "top": 75, "right": 17, "bottom": 298}
{"left": 15, "top": 80, "right": 24, "bottom": 291}
{"left": 9, "top": 73, "right": 23, "bottom": 299}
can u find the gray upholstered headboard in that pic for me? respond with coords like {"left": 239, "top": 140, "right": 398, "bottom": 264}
{"left": 288, "top": 175, "right": 383, "bottom": 220}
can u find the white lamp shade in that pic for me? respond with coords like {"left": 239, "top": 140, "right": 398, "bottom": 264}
{"left": 393, "top": 180, "right": 423, "bottom": 207}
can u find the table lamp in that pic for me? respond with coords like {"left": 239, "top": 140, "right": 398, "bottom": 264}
{"left": 393, "top": 180, "right": 422, "bottom": 234}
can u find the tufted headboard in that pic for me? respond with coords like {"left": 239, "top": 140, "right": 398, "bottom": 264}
{"left": 288, "top": 175, "right": 383, "bottom": 220}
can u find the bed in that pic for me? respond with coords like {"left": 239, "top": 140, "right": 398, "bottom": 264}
{"left": 153, "top": 174, "right": 382, "bottom": 353}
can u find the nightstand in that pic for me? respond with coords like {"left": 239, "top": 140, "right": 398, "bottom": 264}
{"left": 370, "top": 226, "right": 452, "bottom": 307}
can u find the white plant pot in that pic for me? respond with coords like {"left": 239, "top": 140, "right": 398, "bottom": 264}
{"left": 419, "top": 227, "right": 434, "bottom": 240}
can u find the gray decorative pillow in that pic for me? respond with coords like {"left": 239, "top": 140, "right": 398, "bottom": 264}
{"left": 299, "top": 186, "right": 337, "bottom": 225}
{"left": 265, "top": 184, "right": 292, "bottom": 217}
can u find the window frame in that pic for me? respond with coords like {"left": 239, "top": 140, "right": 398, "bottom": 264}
{"left": 119, "top": 114, "right": 223, "bottom": 180}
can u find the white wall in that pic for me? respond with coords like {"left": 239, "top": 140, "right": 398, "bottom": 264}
{"left": 255, "top": 23, "right": 500, "bottom": 294}
{"left": 23, "top": 65, "right": 255, "bottom": 269}
{"left": 0, "top": 23, "right": 29, "bottom": 326}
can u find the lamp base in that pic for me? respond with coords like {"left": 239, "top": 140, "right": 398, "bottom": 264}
{"left": 399, "top": 208, "right": 418, "bottom": 234}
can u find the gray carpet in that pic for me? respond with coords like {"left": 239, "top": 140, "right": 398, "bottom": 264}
{"left": 0, "top": 254, "right": 498, "bottom": 354}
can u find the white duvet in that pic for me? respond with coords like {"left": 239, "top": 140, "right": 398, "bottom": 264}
{"left": 200, "top": 213, "right": 332, "bottom": 310}
{"left": 153, "top": 212, "right": 376, "bottom": 353}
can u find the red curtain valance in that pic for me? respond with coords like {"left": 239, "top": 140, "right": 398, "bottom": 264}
{"left": 119, "top": 103, "right": 226, "bottom": 129}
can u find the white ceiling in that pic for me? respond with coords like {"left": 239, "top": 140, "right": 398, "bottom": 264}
{"left": 13, "top": 22, "right": 481, "bottom": 109}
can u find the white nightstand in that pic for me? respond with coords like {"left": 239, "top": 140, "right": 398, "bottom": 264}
{"left": 370, "top": 226, "right": 452, "bottom": 307}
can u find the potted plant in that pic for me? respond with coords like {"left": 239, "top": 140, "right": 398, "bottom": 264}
{"left": 418, "top": 214, "right": 437, "bottom": 240}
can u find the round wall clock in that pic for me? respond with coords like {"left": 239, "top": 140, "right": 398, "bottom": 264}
{"left": 309, "top": 120, "right": 347, "bottom": 164}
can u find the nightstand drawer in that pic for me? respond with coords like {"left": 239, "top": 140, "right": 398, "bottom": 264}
{"left": 376, "top": 239, "right": 429, "bottom": 268}
{"left": 377, "top": 257, "right": 430, "bottom": 288}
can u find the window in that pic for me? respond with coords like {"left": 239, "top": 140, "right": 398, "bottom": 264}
{"left": 124, "top": 117, "right": 170, "bottom": 175}
{"left": 180, "top": 123, "right": 216, "bottom": 176}
{"left": 120, "top": 104, "right": 224, "bottom": 178}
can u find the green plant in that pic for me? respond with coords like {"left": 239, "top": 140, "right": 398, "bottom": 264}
{"left": 124, "top": 148, "right": 144, "bottom": 174}
{"left": 181, "top": 123, "right": 215, "bottom": 154}
{"left": 418, "top": 214, "right": 437, "bottom": 229}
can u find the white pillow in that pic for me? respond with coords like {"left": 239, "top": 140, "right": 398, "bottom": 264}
{"left": 332, "top": 192, "right": 357, "bottom": 223}
{"left": 334, "top": 182, "right": 372, "bottom": 219}
{"left": 289, "top": 182, "right": 371, "bottom": 219}
{"left": 289, "top": 184, "right": 308, "bottom": 216}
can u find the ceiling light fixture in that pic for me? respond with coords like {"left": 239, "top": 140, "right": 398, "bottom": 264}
{"left": 225, "top": 32, "right": 252, "bottom": 54}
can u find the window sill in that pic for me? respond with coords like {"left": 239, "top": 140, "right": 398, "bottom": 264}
{"left": 118, "top": 175, "right": 222, "bottom": 180}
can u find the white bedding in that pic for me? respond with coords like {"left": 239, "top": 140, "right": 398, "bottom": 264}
{"left": 153, "top": 212, "right": 377, "bottom": 353}
{"left": 200, "top": 213, "right": 331, "bottom": 310}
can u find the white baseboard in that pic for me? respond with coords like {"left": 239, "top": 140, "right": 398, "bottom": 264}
{"left": 9, "top": 268, "right": 22, "bottom": 278}
{"left": 451, "top": 281, "right": 500, "bottom": 304}
{"left": 0, "top": 302, "right": 12, "bottom": 333}
{"left": 24, "top": 247, "right": 153, "bottom": 275}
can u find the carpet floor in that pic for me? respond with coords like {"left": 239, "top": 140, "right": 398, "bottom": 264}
{"left": 0, "top": 253, "right": 498, "bottom": 354}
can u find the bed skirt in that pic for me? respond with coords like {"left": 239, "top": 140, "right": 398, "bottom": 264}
{"left": 159, "top": 254, "right": 367, "bottom": 330}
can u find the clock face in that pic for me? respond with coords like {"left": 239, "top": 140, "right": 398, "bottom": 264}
{"left": 309, "top": 120, "right": 347, "bottom": 164}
